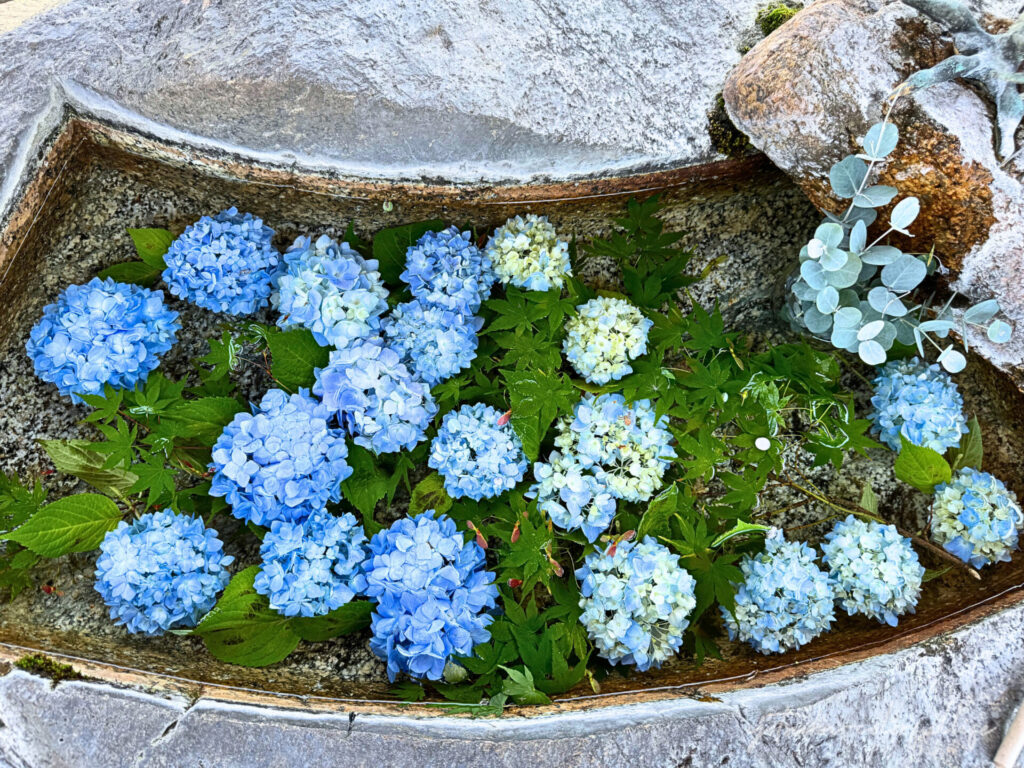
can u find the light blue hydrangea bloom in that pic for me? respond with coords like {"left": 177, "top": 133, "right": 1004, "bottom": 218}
{"left": 94, "top": 510, "right": 233, "bottom": 636}
{"left": 400, "top": 226, "right": 495, "bottom": 316}
{"left": 429, "top": 403, "right": 528, "bottom": 500}
{"left": 364, "top": 512, "right": 498, "bottom": 681}
{"left": 554, "top": 393, "right": 675, "bottom": 503}
{"left": 931, "top": 468, "right": 1023, "bottom": 568}
{"left": 869, "top": 357, "right": 967, "bottom": 452}
{"left": 382, "top": 299, "right": 483, "bottom": 386}
{"left": 576, "top": 536, "right": 696, "bottom": 671}
{"left": 25, "top": 277, "right": 180, "bottom": 403}
{"left": 722, "top": 529, "right": 835, "bottom": 654}
{"left": 162, "top": 207, "right": 280, "bottom": 315}
{"left": 210, "top": 388, "right": 352, "bottom": 526}
{"left": 253, "top": 509, "right": 367, "bottom": 618}
{"left": 563, "top": 297, "right": 653, "bottom": 385}
{"left": 528, "top": 451, "right": 616, "bottom": 542}
{"left": 484, "top": 214, "right": 571, "bottom": 291}
{"left": 271, "top": 234, "right": 388, "bottom": 348}
{"left": 821, "top": 516, "right": 924, "bottom": 626}
{"left": 314, "top": 340, "right": 437, "bottom": 454}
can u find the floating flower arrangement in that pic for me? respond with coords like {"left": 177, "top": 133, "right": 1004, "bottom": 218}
{"left": 0, "top": 187, "right": 1020, "bottom": 710}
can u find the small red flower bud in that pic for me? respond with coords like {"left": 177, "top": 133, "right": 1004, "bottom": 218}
{"left": 511, "top": 521, "right": 521, "bottom": 544}
{"left": 497, "top": 409, "right": 512, "bottom": 427}
{"left": 507, "top": 578, "right": 523, "bottom": 589}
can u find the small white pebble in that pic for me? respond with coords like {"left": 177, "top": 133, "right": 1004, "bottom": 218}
{"left": 755, "top": 437, "right": 771, "bottom": 451}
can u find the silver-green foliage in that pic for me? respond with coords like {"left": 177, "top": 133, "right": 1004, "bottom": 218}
{"left": 785, "top": 119, "right": 1011, "bottom": 373}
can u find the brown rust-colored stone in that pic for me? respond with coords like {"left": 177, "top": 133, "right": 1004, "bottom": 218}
{"left": 723, "top": 0, "right": 999, "bottom": 270}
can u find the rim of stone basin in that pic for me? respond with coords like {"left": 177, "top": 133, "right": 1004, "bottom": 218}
{"left": 4, "top": 82, "right": 1024, "bottom": 720}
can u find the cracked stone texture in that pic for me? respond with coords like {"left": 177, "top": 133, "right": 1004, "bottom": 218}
{"left": 3, "top": 599, "right": 1024, "bottom": 767}
{"left": 0, "top": 0, "right": 771, "bottom": 219}
{"left": 723, "top": 0, "right": 1024, "bottom": 372}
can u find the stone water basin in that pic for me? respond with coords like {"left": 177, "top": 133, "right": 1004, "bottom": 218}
{"left": 1, "top": 105, "right": 1024, "bottom": 766}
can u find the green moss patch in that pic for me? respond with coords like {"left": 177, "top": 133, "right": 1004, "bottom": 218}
{"left": 15, "top": 653, "right": 86, "bottom": 686}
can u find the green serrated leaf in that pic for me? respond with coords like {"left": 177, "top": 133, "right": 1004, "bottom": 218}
{"left": 894, "top": 435, "right": 952, "bottom": 494}
{"left": 409, "top": 473, "right": 453, "bottom": 517}
{"left": 637, "top": 484, "right": 677, "bottom": 540}
{"left": 1, "top": 494, "right": 122, "bottom": 557}
{"left": 39, "top": 439, "right": 138, "bottom": 498}
{"left": 127, "top": 228, "right": 174, "bottom": 267}
{"left": 290, "top": 601, "right": 373, "bottom": 642}
{"left": 710, "top": 520, "right": 770, "bottom": 548}
{"left": 499, "top": 665, "right": 551, "bottom": 705}
{"left": 267, "top": 328, "right": 330, "bottom": 391}
{"left": 97, "top": 261, "right": 163, "bottom": 287}
{"left": 191, "top": 566, "right": 301, "bottom": 667}
{"left": 372, "top": 220, "right": 445, "bottom": 286}
{"left": 340, "top": 445, "right": 389, "bottom": 529}
{"left": 161, "top": 397, "right": 244, "bottom": 444}
{"left": 951, "top": 415, "right": 983, "bottom": 471}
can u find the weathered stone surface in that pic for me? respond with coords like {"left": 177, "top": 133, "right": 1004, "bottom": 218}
{"left": 0, "top": 0, "right": 771, "bottom": 216}
{"left": 723, "top": 0, "right": 1024, "bottom": 369}
{"left": 3, "top": 599, "right": 1024, "bottom": 767}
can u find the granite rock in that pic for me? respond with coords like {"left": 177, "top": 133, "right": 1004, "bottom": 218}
{"left": 723, "top": 0, "right": 1024, "bottom": 369}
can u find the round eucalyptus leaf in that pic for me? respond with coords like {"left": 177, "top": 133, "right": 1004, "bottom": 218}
{"left": 867, "top": 286, "right": 908, "bottom": 317}
{"left": 813, "top": 222, "right": 844, "bottom": 248}
{"left": 881, "top": 254, "right": 927, "bottom": 292}
{"left": 938, "top": 346, "right": 967, "bottom": 373}
{"left": 792, "top": 278, "right": 818, "bottom": 301}
{"left": 815, "top": 286, "right": 840, "bottom": 315}
{"left": 875, "top": 320, "right": 898, "bottom": 349}
{"left": 861, "top": 246, "right": 902, "bottom": 266}
{"left": 807, "top": 239, "right": 824, "bottom": 260}
{"left": 838, "top": 288, "right": 860, "bottom": 308}
{"left": 895, "top": 319, "right": 917, "bottom": 345}
{"left": 803, "top": 306, "right": 834, "bottom": 335}
{"left": 853, "top": 185, "right": 898, "bottom": 209}
{"left": 834, "top": 306, "right": 863, "bottom": 328}
{"left": 828, "top": 157, "right": 868, "bottom": 199}
{"left": 831, "top": 325, "right": 859, "bottom": 352}
{"left": 857, "top": 320, "right": 885, "bottom": 341}
{"left": 820, "top": 246, "right": 849, "bottom": 272}
{"left": 825, "top": 253, "right": 862, "bottom": 289}
{"left": 848, "top": 220, "right": 867, "bottom": 254}
{"left": 800, "top": 260, "right": 827, "bottom": 290}
{"left": 861, "top": 122, "right": 899, "bottom": 160}
{"left": 964, "top": 299, "right": 1000, "bottom": 325}
{"left": 889, "top": 197, "right": 920, "bottom": 231}
{"left": 988, "top": 319, "right": 1012, "bottom": 344}
{"left": 858, "top": 339, "right": 887, "bottom": 365}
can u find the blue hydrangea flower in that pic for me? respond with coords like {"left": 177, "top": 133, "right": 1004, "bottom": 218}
{"left": 25, "top": 277, "right": 180, "bottom": 403}
{"left": 364, "top": 512, "right": 498, "bottom": 681}
{"left": 314, "top": 340, "right": 437, "bottom": 454}
{"left": 210, "top": 388, "right": 352, "bottom": 526}
{"left": 932, "top": 468, "right": 1023, "bottom": 568}
{"left": 821, "top": 516, "right": 924, "bottom": 626}
{"left": 429, "top": 403, "right": 528, "bottom": 500}
{"left": 94, "top": 509, "right": 233, "bottom": 636}
{"left": 382, "top": 299, "right": 483, "bottom": 386}
{"left": 253, "top": 509, "right": 367, "bottom": 617}
{"left": 484, "top": 214, "right": 571, "bottom": 291}
{"left": 271, "top": 234, "right": 389, "bottom": 348}
{"left": 528, "top": 451, "right": 616, "bottom": 542}
{"left": 576, "top": 536, "right": 696, "bottom": 671}
{"left": 162, "top": 207, "right": 280, "bottom": 315}
{"left": 722, "top": 529, "right": 835, "bottom": 654}
{"left": 869, "top": 357, "right": 968, "bottom": 452}
{"left": 563, "top": 297, "right": 653, "bottom": 385}
{"left": 400, "top": 226, "right": 495, "bottom": 316}
{"left": 554, "top": 393, "right": 676, "bottom": 503}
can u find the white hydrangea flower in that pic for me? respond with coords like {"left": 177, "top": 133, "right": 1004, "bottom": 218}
{"left": 484, "top": 214, "right": 571, "bottom": 291}
{"left": 563, "top": 296, "right": 653, "bottom": 385}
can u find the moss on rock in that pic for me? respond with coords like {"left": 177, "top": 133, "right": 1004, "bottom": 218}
{"left": 15, "top": 653, "right": 86, "bottom": 686}
{"left": 757, "top": 3, "right": 800, "bottom": 36}
{"left": 708, "top": 94, "right": 754, "bottom": 158}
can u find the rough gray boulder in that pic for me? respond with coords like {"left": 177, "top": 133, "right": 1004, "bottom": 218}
{"left": 724, "top": 0, "right": 1024, "bottom": 372}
